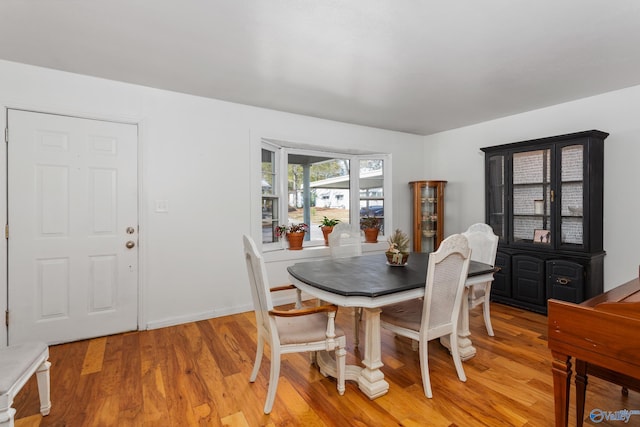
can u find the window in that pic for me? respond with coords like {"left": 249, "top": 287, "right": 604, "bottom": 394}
{"left": 261, "top": 145, "right": 280, "bottom": 244}
{"left": 359, "top": 159, "right": 385, "bottom": 232}
{"left": 260, "top": 139, "right": 390, "bottom": 248}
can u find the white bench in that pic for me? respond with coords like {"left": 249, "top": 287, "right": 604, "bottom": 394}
{"left": 0, "top": 342, "right": 51, "bottom": 427}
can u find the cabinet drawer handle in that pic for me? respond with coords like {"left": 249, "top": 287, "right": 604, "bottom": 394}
{"left": 556, "top": 277, "right": 571, "bottom": 285}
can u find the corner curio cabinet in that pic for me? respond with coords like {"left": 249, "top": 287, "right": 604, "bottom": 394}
{"left": 409, "top": 180, "right": 446, "bottom": 253}
{"left": 481, "top": 130, "right": 606, "bottom": 314}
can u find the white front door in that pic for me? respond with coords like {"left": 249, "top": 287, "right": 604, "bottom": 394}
{"left": 7, "top": 109, "right": 139, "bottom": 345}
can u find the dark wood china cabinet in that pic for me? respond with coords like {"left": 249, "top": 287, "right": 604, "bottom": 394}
{"left": 481, "top": 130, "right": 607, "bottom": 314}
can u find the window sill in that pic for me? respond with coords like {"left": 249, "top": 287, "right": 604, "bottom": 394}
{"left": 263, "top": 240, "right": 388, "bottom": 263}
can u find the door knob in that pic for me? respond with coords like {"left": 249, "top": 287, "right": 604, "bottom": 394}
{"left": 126, "top": 240, "right": 136, "bottom": 249}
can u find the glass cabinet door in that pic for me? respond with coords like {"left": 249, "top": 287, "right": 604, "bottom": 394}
{"left": 511, "top": 148, "right": 551, "bottom": 245}
{"left": 410, "top": 180, "right": 445, "bottom": 253}
{"left": 559, "top": 144, "right": 584, "bottom": 249}
{"left": 419, "top": 184, "right": 438, "bottom": 253}
{"left": 487, "top": 139, "right": 594, "bottom": 251}
{"left": 486, "top": 154, "right": 506, "bottom": 242}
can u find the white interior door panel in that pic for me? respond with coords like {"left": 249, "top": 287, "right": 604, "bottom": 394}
{"left": 7, "top": 109, "right": 138, "bottom": 345}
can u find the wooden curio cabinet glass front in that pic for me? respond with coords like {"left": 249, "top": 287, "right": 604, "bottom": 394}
{"left": 409, "top": 180, "right": 446, "bottom": 253}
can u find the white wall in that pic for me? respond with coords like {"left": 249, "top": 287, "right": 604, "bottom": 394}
{"left": 425, "top": 85, "right": 640, "bottom": 290}
{"left": 6, "top": 58, "right": 634, "bottom": 345}
{"left": 0, "top": 59, "right": 425, "bottom": 343}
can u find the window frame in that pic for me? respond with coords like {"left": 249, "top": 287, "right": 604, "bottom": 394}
{"left": 260, "top": 141, "right": 282, "bottom": 246}
{"left": 259, "top": 139, "right": 391, "bottom": 252}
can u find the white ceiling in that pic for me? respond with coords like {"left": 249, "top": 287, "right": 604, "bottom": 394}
{"left": 2, "top": 1, "right": 640, "bottom": 135}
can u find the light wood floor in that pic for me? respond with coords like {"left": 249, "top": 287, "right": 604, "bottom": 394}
{"left": 13, "top": 302, "right": 640, "bottom": 426}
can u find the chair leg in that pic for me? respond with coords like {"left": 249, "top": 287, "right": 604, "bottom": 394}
{"left": 418, "top": 340, "right": 433, "bottom": 398}
{"left": 354, "top": 307, "right": 362, "bottom": 347}
{"left": 482, "top": 300, "right": 494, "bottom": 336}
{"left": 482, "top": 284, "right": 495, "bottom": 336}
{"left": 250, "top": 334, "right": 264, "bottom": 382}
{"left": 295, "top": 288, "right": 302, "bottom": 309}
{"left": 264, "top": 349, "right": 281, "bottom": 414}
{"left": 449, "top": 333, "right": 467, "bottom": 383}
{"left": 335, "top": 343, "right": 346, "bottom": 396}
{"left": 36, "top": 360, "right": 52, "bottom": 416}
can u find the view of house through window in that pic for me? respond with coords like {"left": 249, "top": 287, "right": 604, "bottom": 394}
{"left": 261, "top": 140, "right": 388, "bottom": 246}
{"left": 288, "top": 154, "right": 351, "bottom": 242}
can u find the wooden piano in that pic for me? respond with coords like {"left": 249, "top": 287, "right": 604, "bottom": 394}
{"left": 548, "top": 272, "right": 640, "bottom": 427}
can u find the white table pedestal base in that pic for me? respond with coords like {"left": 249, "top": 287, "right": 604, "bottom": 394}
{"left": 357, "top": 307, "right": 389, "bottom": 398}
{"left": 316, "top": 307, "right": 389, "bottom": 399}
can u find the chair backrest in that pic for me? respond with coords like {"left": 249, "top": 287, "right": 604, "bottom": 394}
{"left": 421, "top": 234, "right": 471, "bottom": 335}
{"left": 243, "top": 235, "right": 275, "bottom": 335}
{"left": 328, "top": 223, "right": 362, "bottom": 258}
{"left": 462, "top": 223, "right": 499, "bottom": 265}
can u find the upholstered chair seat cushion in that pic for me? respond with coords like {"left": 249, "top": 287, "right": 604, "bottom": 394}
{"left": 276, "top": 314, "right": 345, "bottom": 345}
{"left": 380, "top": 299, "right": 422, "bottom": 331}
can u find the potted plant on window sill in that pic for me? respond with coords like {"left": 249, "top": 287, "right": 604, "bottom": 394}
{"left": 276, "top": 223, "right": 309, "bottom": 250}
{"left": 319, "top": 216, "right": 340, "bottom": 246}
{"left": 360, "top": 216, "right": 381, "bottom": 243}
{"left": 386, "top": 228, "right": 410, "bottom": 265}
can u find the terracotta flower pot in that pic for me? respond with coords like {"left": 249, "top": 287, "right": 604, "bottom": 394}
{"left": 286, "top": 232, "right": 305, "bottom": 250}
{"left": 321, "top": 226, "right": 334, "bottom": 246}
{"left": 363, "top": 228, "right": 379, "bottom": 243}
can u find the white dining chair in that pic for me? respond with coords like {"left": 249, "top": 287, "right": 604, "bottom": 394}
{"left": 328, "top": 223, "right": 362, "bottom": 258}
{"left": 380, "top": 233, "right": 471, "bottom": 398}
{"left": 243, "top": 235, "right": 346, "bottom": 414}
{"left": 462, "top": 223, "right": 499, "bottom": 336}
{"left": 328, "top": 223, "right": 364, "bottom": 346}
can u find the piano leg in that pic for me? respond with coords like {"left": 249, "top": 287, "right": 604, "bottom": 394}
{"left": 575, "top": 359, "right": 588, "bottom": 427}
{"left": 551, "top": 351, "right": 572, "bottom": 427}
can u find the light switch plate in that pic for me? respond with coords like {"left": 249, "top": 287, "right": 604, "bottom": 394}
{"left": 155, "top": 200, "right": 169, "bottom": 213}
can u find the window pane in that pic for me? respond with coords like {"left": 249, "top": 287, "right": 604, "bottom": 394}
{"left": 288, "top": 154, "right": 350, "bottom": 242}
{"left": 359, "top": 159, "right": 384, "bottom": 233}
{"left": 261, "top": 148, "right": 279, "bottom": 243}
{"left": 261, "top": 149, "right": 276, "bottom": 196}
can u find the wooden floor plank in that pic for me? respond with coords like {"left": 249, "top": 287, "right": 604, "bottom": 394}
{"left": 81, "top": 336, "right": 108, "bottom": 376}
{"left": 11, "top": 302, "right": 640, "bottom": 426}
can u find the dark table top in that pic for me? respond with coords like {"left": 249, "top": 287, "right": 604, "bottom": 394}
{"left": 287, "top": 252, "right": 497, "bottom": 298}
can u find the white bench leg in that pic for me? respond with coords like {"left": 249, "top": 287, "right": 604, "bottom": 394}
{"left": 0, "top": 342, "right": 51, "bottom": 425}
{"left": 0, "top": 407, "right": 16, "bottom": 427}
{"left": 36, "top": 360, "right": 51, "bottom": 416}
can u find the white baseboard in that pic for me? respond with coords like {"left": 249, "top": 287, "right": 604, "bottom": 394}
{"left": 145, "top": 302, "right": 253, "bottom": 330}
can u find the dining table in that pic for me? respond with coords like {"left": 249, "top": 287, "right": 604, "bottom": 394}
{"left": 287, "top": 251, "right": 498, "bottom": 399}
